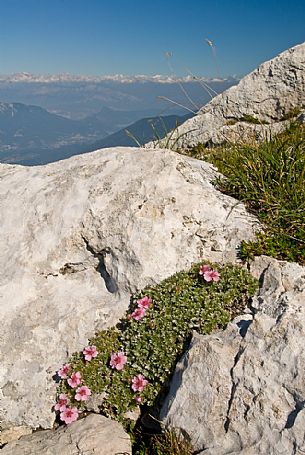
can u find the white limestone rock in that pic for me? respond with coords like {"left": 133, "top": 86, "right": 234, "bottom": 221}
{"left": 0, "top": 147, "right": 259, "bottom": 432}
{"left": 0, "top": 414, "right": 132, "bottom": 455}
{"left": 0, "top": 426, "right": 32, "bottom": 446}
{"left": 147, "top": 42, "right": 305, "bottom": 148}
{"left": 161, "top": 256, "right": 305, "bottom": 454}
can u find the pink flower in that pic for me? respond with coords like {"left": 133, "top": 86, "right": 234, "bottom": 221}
{"left": 203, "top": 270, "right": 221, "bottom": 282}
{"left": 110, "top": 352, "right": 127, "bottom": 370}
{"left": 67, "top": 371, "right": 81, "bottom": 388}
{"left": 135, "top": 396, "right": 142, "bottom": 404}
{"left": 131, "top": 307, "right": 146, "bottom": 321}
{"left": 199, "top": 264, "right": 211, "bottom": 275}
{"left": 131, "top": 374, "right": 148, "bottom": 392}
{"left": 54, "top": 393, "right": 69, "bottom": 412}
{"left": 83, "top": 345, "right": 98, "bottom": 361}
{"left": 75, "top": 385, "right": 91, "bottom": 401}
{"left": 58, "top": 363, "right": 71, "bottom": 379}
{"left": 137, "top": 296, "right": 152, "bottom": 309}
{"left": 60, "top": 407, "right": 79, "bottom": 424}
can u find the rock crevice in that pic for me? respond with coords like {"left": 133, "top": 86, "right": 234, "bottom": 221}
{"left": 82, "top": 236, "right": 119, "bottom": 293}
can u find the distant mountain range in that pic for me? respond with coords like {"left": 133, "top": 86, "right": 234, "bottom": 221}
{"left": 0, "top": 72, "right": 238, "bottom": 84}
{"left": 0, "top": 74, "right": 238, "bottom": 119}
{"left": 0, "top": 101, "right": 192, "bottom": 165}
{"left": 0, "top": 74, "right": 238, "bottom": 165}
{"left": 0, "top": 101, "right": 106, "bottom": 148}
{"left": 89, "top": 113, "right": 192, "bottom": 149}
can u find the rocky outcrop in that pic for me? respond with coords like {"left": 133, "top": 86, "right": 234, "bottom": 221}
{"left": 0, "top": 147, "right": 259, "bottom": 432}
{"left": 0, "top": 414, "right": 132, "bottom": 455}
{"left": 147, "top": 42, "right": 305, "bottom": 148}
{"left": 161, "top": 256, "right": 305, "bottom": 454}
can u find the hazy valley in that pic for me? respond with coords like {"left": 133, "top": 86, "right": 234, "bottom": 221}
{"left": 0, "top": 74, "right": 237, "bottom": 165}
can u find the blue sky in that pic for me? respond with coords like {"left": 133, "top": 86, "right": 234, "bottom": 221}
{"left": 0, "top": 0, "right": 304, "bottom": 77}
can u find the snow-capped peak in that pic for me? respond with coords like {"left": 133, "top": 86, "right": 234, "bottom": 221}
{"left": 0, "top": 72, "right": 237, "bottom": 84}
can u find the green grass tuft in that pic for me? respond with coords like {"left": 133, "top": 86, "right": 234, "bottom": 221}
{"left": 184, "top": 122, "right": 305, "bottom": 265}
{"left": 280, "top": 107, "right": 302, "bottom": 121}
{"left": 240, "top": 114, "right": 269, "bottom": 125}
{"left": 133, "top": 429, "right": 193, "bottom": 455}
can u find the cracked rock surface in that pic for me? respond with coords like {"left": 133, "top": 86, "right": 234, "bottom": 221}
{"left": 161, "top": 256, "right": 305, "bottom": 454}
{"left": 147, "top": 42, "right": 305, "bottom": 148}
{"left": 0, "top": 414, "right": 131, "bottom": 454}
{"left": 0, "top": 147, "right": 258, "bottom": 431}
